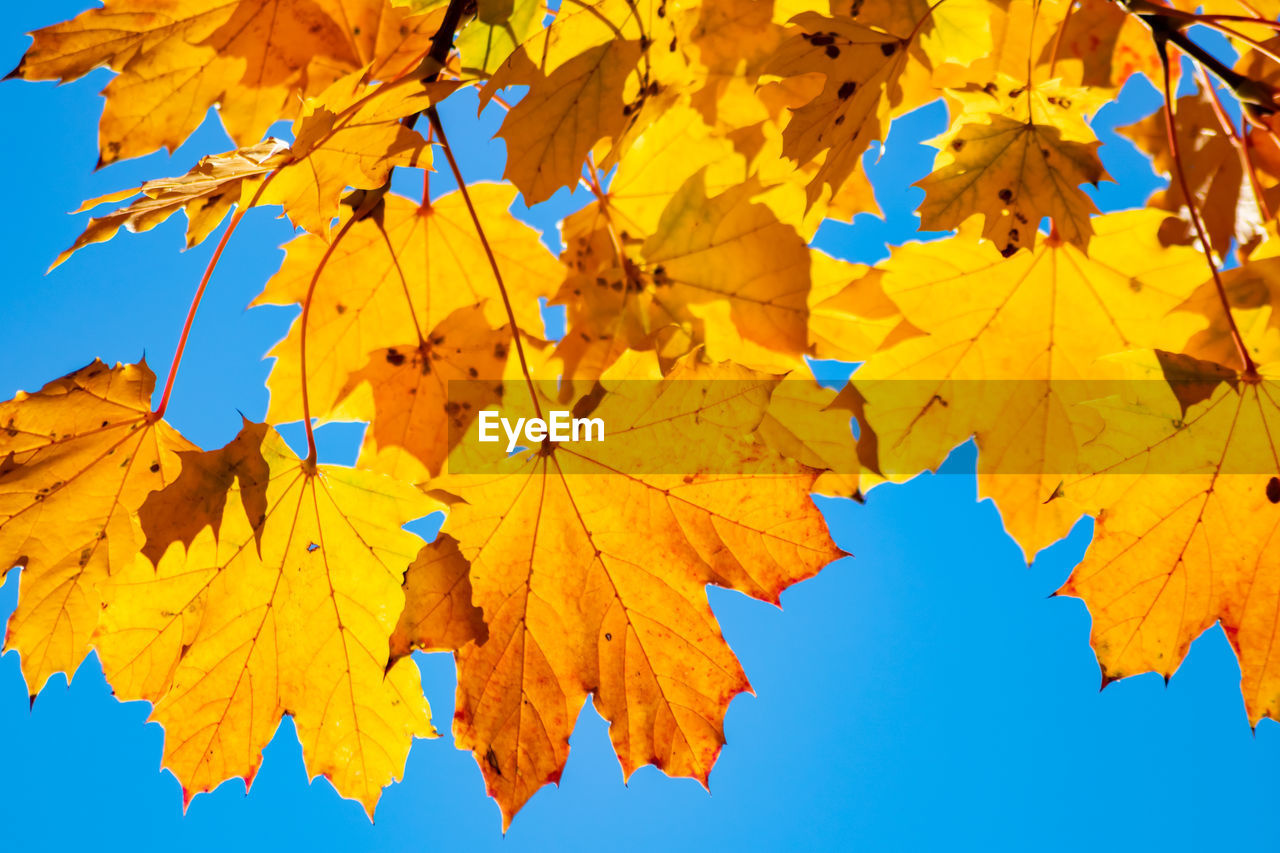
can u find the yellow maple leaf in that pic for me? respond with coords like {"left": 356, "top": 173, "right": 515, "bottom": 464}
{"left": 0, "top": 360, "right": 193, "bottom": 696}
{"left": 1122, "top": 90, "right": 1264, "bottom": 258}
{"left": 835, "top": 0, "right": 995, "bottom": 69}
{"left": 53, "top": 139, "right": 289, "bottom": 269}
{"left": 917, "top": 75, "right": 1109, "bottom": 253}
{"left": 853, "top": 211, "right": 1211, "bottom": 556}
{"left": 10, "top": 0, "right": 445, "bottom": 165}
{"left": 432, "top": 355, "right": 843, "bottom": 825}
{"left": 254, "top": 186, "right": 559, "bottom": 424}
{"left": 763, "top": 12, "right": 917, "bottom": 207}
{"left": 642, "top": 171, "right": 813, "bottom": 361}
{"left": 1057, "top": 352, "right": 1280, "bottom": 723}
{"left": 484, "top": 40, "right": 644, "bottom": 205}
{"left": 56, "top": 72, "right": 456, "bottom": 260}
{"left": 258, "top": 72, "right": 458, "bottom": 235}
{"left": 96, "top": 424, "right": 438, "bottom": 814}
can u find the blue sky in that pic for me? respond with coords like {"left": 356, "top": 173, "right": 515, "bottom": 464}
{"left": 2, "top": 4, "right": 1278, "bottom": 851}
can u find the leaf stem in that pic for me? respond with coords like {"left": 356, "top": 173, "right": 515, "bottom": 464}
{"left": 1156, "top": 39, "right": 1259, "bottom": 378}
{"left": 153, "top": 175, "right": 275, "bottom": 418}
{"left": 299, "top": 215, "right": 361, "bottom": 466}
{"left": 426, "top": 105, "right": 543, "bottom": 419}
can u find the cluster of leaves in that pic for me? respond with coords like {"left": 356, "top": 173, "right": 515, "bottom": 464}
{"left": 4, "top": 0, "right": 1280, "bottom": 828}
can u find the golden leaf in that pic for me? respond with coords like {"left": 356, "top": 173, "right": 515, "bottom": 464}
{"left": 255, "top": 186, "right": 559, "bottom": 423}
{"left": 853, "top": 212, "right": 1211, "bottom": 556}
{"left": 10, "top": 0, "right": 445, "bottom": 165}
{"left": 917, "top": 76, "right": 1108, "bottom": 253}
{"left": 53, "top": 140, "right": 289, "bottom": 268}
{"left": 96, "top": 424, "right": 438, "bottom": 814}
{"left": 433, "top": 356, "right": 842, "bottom": 825}
{"left": 1057, "top": 353, "right": 1280, "bottom": 723}
{"left": 484, "top": 40, "right": 644, "bottom": 205}
{"left": 0, "top": 360, "right": 193, "bottom": 696}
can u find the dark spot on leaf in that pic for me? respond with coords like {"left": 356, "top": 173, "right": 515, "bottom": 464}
{"left": 149, "top": 462, "right": 160, "bottom": 473}
{"left": 494, "top": 342, "right": 508, "bottom": 359}
{"left": 335, "top": 303, "right": 347, "bottom": 314}
{"left": 485, "top": 747, "right": 502, "bottom": 776}
{"left": 386, "top": 349, "right": 406, "bottom": 366}
{"left": 998, "top": 188, "right": 1013, "bottom": 202}
{"left": 951, "top": 139, "right": 964, "bottom": 151}
{"left": 1000, "top": 243, "right": 1018, "bottom": 258}
{"left": 468, "top": 367, "right": 479, "bottom": 377}
{"left": 834, "top": 114, "right": 845, "bottom": 126}
{"left": 825, "top": 44, "right": 840, "bottom": 58}
{"left": 880, "top": 42, "right": 897, "bottom": 56}
{"left": 605, "top": 632, "right": 613, "bottom": 641}
{"left": 838, "top": 80, "right": 856, "bottom": 100}
{"left": 1268, "top": 476, "right": 1280, "bottom": 504}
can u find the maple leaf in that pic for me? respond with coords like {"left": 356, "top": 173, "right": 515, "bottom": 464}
{"left": 53, "top": 139, "right": 289, "bottom": 268}
{"left": 550, "top": 169, "right": 813, "bottom": 389}
{"left": 852, "top": 211, "right": 1212, "bottom": 556}
{"left": 916, "top": 75, "right": 1108, "bottom": 253}
{"left": 1046, "top": 0, "right": 1164, "bottom": 90}
{"left": 432, "top": 355, "right": 843, "bottom": 825}
{"left": 1175, "top": 235, "right": 1280, "bottom": 372}
{"left": 642, "top": 171, "right": 813, "bottom": 360}
{"left": 10, "top": 0, "right": 445, "bottom": 165}
{"left": 257, "top": 71, "right": 458, "bottom": 235}
{"left": 457, "top": 0, "right": 544, "bottom": 75}
{"left": 1122, "top": 90, "right": 1263, "bottom": 258}
{"left": 1056, "top": 353, "right": 1280, "bottom": 723}
{"left": 255, "top": 186, "right": 558, "bottom": 424}
{"left": 484, "top": 40, "right": 644, "bottom": 205}
{"left": 762, "top": 12, "right": 917, "bottom": 207}
{"left": 0, "top": 360, "right": 193, "bottom": 696}
{"left": 806, "top": 252, "right": 909, "bottom": 364}
{"left": 836, "top": 0, "right": 995, "bottom": 69}
{"left": 477, "top": 0, "right": 688, "bottom": 204}
{"left": 95, "top": 424, "right": 438, "bottom": 813}
{"left": 57, "top": 72, "right": 456, "bottom": 261}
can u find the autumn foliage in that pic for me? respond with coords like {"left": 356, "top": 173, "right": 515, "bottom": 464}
{"left": 4, "top": 0, "right": 1280, "bottom": 829}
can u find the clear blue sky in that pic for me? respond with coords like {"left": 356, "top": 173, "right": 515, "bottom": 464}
{"left": 2, "top": 4, "right": 1278, "bottom": 850}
